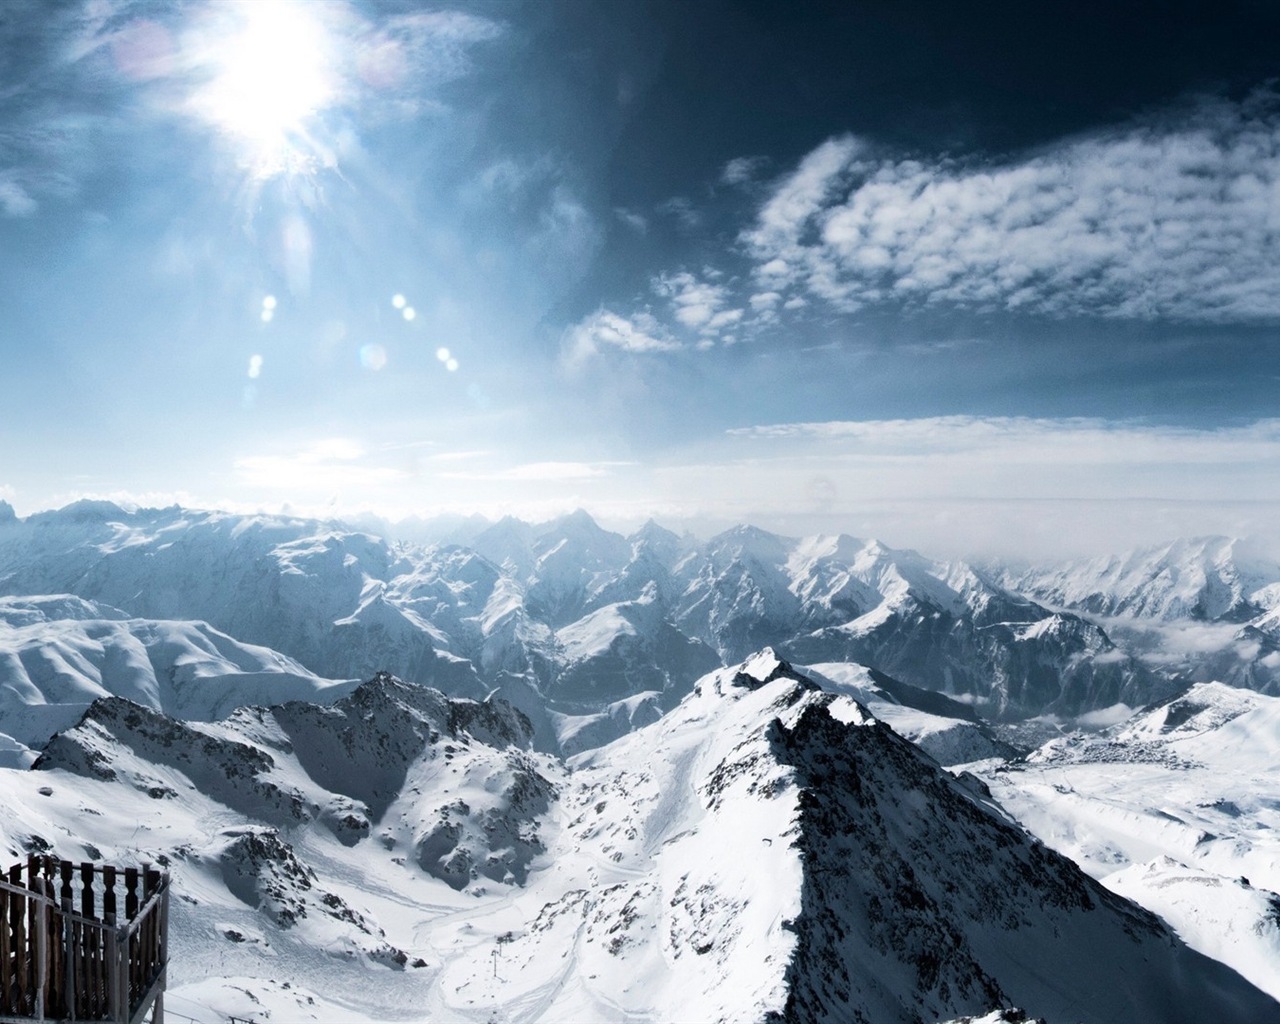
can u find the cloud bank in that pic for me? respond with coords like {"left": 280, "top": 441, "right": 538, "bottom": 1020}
{"left": 743, "top": 94, "right": 1280, "bottom": 322}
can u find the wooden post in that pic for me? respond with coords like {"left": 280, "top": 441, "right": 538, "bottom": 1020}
{"left": 124, "top": 868, "right": 137, "bottom": 1009}
{"left": 79, "top": 865, "right": 94, "bottom": 1013}
{"left": 103, "top": 866, "right": 121, "bottom": 1020}
{"left": 11, "top": 864, "right": 27, "bottom": 1016}
{"left": 26, "top": 856, "right": 39, "bottom": 1018}
{"left": 0, "top": 880, "right": 9, "bottom": 1015}
{"left": 33, "top": 878, "right": 47, "bottom": 1022}
{"left": 105, "top": 913, "right": 119, "bottom": 1024}
{"left": 142, "top": 866, "right": 154, "bottom": 1003}
{"left": 118, "top": 924, "right": 129, "bottom": 1024}
{"left": 79, "top": 863, "right": 94, "bottom": 921}
{"left": 157, "top": 883, "right": 170, "bottom": 1022}
{"left": 61, "top": 895, "right": 76, "bottom": 1023}
{"left": 102, "top": 865, "right": 116, "bottom": 922}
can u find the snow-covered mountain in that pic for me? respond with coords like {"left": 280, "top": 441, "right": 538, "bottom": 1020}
{"left": 0, "top": 593, "right": 355, "bottom": 766}
{"left": 0, "top": 501, "right": 1184, "bottom": 756}
{"left": 4, "top": 655, "right": 1272, "bottom": 1022}
{"left": 1000, "top": 536, "right": 1280, "bottom": 623}
{"left": 995, "top": 535, "right": 1280, "bottom": 697}
{"left": 3, "top": 500, "right": 1278, "bottom": 1019}
{"left": 973, "top": 681, "right": 1280, "bottom": 1002}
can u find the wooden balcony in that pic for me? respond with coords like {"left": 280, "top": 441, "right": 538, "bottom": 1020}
{"left": 0, "top": 857, "right": 169, "bottom": 1023}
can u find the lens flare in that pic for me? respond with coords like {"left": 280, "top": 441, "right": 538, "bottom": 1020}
{"left": 359, "top": 343, "right": 387, "bottom": 371}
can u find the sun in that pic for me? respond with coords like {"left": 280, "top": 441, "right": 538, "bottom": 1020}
{"left": 191, "top": 1, "right": 339, "bottom": 178}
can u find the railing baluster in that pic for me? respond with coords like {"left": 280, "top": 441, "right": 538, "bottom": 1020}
{"left": 0, "top": 882, "right": 10, "bottom": 1014}
{"left": 0, "top": 860, "right": 170, "bottom": 1023}
{"left": 33, "top": 879, "right": 47, "bottom": 1021}
{"left": 60, "top": 895, "right": 75, "bottom": 1023}
{"left": 78, "top": 860, "right": 93, "bottom": 1018}
{"left": 25, "top": 856, "right": 38, "bottom": 1018}
{"left": 11, "top": 864, "right": 27, "bottom": 1016}
{"left": 124, "top": 867, "right": 139, "bottom": 1010}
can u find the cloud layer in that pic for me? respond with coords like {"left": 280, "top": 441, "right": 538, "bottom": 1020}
{"left": 743, "top": 94, "right": 1280, "bottom": 322}
{"left": 566, "top": 92, "right": 1280, "bottom": 366}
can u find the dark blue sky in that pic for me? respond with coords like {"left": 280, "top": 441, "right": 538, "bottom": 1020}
{"left": 2, "top": 0, "right": 1280, "bottom": 554}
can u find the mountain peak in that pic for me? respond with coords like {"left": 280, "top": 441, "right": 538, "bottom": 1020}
{"left": 40, "top": 498, "right": 131, "bottom": 524}
{"left": 550, "top": 508, "right": 601, "bottom": 532}
{"left": 734, "top": 647, "right": 799, "bottom": 689}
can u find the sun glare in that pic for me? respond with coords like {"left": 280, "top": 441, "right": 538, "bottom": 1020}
{"left": 193, "top": 1, "right": 338, "bottom": 177}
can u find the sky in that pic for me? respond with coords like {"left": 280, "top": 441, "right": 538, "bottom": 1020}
{"left": 3, "top": 0, "right": 1280, "bottom": 557}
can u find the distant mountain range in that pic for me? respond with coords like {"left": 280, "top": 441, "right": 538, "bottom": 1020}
{"left": 4, "top": 500, "right": 1244, "bottom": 760}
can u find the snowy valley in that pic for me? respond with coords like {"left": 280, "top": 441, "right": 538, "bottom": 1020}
{"left": 0, "top": 502, "right": 1277, "bottom": 1022}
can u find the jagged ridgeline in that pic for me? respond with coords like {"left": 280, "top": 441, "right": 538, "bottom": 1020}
{"left": 4, "top": 658, "right": 1272, "bottom": 1021}
{"left": 0, "top": 502, "right": 1208, "bottom": 764}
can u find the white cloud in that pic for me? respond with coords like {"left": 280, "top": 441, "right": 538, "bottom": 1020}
{"left": 653, "top": 271, "right": 729, "bottom": 329}
{"left": 705, "top": 308, "right": 743, "bottom": 331}
{"left": 649, "top": 271, "right": 745, "bottom": 342}
{"left": 741, "top": 95, "right": 1280, "bottom": 321}
{"left": 727, "top": 415, "right": 1280, "bottom": 466}
{"left": 422, "top": 449, "right": 491, "bottom": 463}
{"left": 233, "top": 438, "right": 405, "bottom": 491}
{"left": 530, "top": 184, "right": 602, "bottom": 278}
{"left": 614, "top": 207, "right": 648, "bottom": 233}
{"left": 353, "top": 7, "right": 504, "bottom": 98}
{"left": 439, "top": 461, "right": 630, "bottom": 482}
{"left": 563, "top": 309, "right": 680, "bottom": 365}
{"left": 721, "top": 155, "right": 767, "bottom": 186}
{"left": 0, "top": 175, "right": 37, "bottom": 217}
{"left": 656, "top": 196, "right": 701, "bottom": 230}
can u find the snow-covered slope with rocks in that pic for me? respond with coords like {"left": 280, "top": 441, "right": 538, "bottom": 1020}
{"left": 1, "top": 658, "right": 1274, "bottom": 1022}
{"left": 1001, "top": 536, "right": 1280, "bottom": 623}
{"left": 0, "top": 593, "right": 355, "bottom": 765}
{"left": 996, "top": 536, "right": 1280, "bottom": 697}
{"left": 0, "top": 502, "right": 483, "bottom": 696}
{"left": 971, "top": 681, "right": 1280, "bottom": 1001}
{"left": 0, "top": 501, "right": 1189, "bottom": 746}
{"left": 800, "top": 660, "right": 1019, "bottom": 765}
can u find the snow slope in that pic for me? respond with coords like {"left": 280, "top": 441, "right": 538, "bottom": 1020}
{"left": 973, "top": 681, "right": 1280, "bottom": 1001}
{"left": 0, "top": 594, "right": 354, "bottom": 764}
{"left": 1001, "top": 536, "right": 1280, "bottom": 623}
{"left": 1, "top": 659, "right": 1272, "bottom": 1022}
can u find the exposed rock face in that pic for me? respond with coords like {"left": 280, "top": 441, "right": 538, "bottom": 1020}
{"left": 487, "top": 653, "right": 1276, "bottom": 1022}
{"left": 35, "top": 672, "right": 559, "bottom": 894}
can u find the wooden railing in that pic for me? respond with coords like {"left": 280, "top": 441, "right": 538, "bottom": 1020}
{"left": 0, "top": 856, "right": 169, "bottom": 1023}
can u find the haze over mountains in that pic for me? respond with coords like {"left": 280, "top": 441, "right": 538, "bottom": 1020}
{"left": 0, "top": 500, "right": 1278, "bottom": 1021}
{"left": 0, "top": 498, "right": 1245, "bottom": 761}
